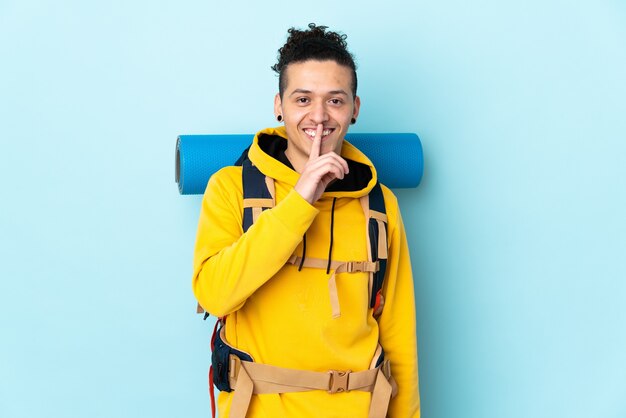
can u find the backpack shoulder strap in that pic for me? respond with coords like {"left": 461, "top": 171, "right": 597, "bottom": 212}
{"left": 238, "top": 149, "right": 275, "bottom": 232}
{"left": 360, "top": 182, "right": 388, "bottom": 313}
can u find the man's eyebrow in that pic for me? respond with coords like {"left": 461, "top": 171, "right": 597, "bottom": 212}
{"left": 288, "top": 89, "right": 349, "bottom": 97}
{"left": 289, "top": 89, "right": 312, "bottom": 97}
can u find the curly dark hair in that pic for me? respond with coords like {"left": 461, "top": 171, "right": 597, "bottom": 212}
{"left": 272, "top": 23, "right": 357, "bottom": 98}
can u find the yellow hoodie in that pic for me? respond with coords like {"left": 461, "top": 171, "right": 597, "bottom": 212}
{"left": 193, "top": 126, "right": 420, "bottom": 417}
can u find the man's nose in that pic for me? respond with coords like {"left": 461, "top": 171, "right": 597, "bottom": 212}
{"left": 308, "top": 101, "right": 329, "bottom": 124}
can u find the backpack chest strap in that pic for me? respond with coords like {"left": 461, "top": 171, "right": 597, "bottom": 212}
{"left": 286, "top": 255, "right": 379, "bottom": 318}
{"left": 286, "top": 255, "right": 379, "bottom": 274}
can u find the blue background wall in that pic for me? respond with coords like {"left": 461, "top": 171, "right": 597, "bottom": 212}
{"left": 1, "top": 1, "right": 625, "bottom": 417}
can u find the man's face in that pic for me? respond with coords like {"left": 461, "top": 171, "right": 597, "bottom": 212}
{"left": 274, "top": 60, "right": 360, "bottom": 173}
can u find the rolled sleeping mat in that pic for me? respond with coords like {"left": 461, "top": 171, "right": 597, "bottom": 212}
{"left": 176, "top": 133, "right": 423, "bottom": 195}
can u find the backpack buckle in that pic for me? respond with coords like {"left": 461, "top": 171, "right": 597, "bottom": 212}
{"left": 346, "top": 261, "right": 363, "bottom": 273}
{"left": 328, "top": 370, "right": 351, "bottom": 393}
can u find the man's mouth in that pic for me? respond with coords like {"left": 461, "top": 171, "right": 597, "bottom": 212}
{"left": 303, "top": 128, "right": 334, "bottom": 139}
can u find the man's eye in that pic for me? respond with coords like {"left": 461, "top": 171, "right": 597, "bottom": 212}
{"left": 329, "top": 99, "right": 343, "bottom": 105}
{"left": 297, "top": 97, "right": 309, "bottom": 104}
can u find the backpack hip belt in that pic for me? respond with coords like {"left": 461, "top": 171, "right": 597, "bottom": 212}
{"left": 227, "top": 350, "right": 398, "bottom": 418}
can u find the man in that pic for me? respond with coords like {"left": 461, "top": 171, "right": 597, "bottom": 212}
{"left": 193, "top": 24, "right": 420, "bottom": 417}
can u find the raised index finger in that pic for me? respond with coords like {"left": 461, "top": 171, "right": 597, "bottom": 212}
{"left": 308, "top": 123, "right": 323, "bottom": 160}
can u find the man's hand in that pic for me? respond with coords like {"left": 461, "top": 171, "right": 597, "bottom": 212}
{"left": 294, "top": 124, "right": 349, "bottom": 205}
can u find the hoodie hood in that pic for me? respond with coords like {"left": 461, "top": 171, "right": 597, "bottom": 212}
{"left": 247, "top": 126, "right": 377, "bottom": 199}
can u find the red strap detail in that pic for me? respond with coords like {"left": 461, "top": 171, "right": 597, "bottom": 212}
{"left": 209, "top": 366, "right": 216, "bottom": 418}
{"left": 210, "top": 317, "right": 221, "bottom": 351}
{"left": 373, "top": 290, "right": 382, "bottom": 313}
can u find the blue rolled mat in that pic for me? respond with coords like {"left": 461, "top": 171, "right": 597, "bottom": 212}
{"left": 176, "top": 133, "right": 423, "bottom": 195}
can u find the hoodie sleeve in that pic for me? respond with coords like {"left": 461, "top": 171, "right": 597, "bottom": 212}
{"left": 192, "top": 167, "right": 319, "bottom": 317}
{"left": 378, "top": 188, "right": 421, "bottom": 418}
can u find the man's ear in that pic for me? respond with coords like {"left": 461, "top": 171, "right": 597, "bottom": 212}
{"left": 274, "top": 93, "right": 282, "bottom": 120}
{"left": 353, "top": 95, "right": 361, "bottom": 120}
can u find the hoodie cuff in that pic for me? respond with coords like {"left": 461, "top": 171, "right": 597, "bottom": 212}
{"left": 269, "top": 189, "right": 319, "bottom": 236}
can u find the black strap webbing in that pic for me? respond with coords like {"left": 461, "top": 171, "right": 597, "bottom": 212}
{"left": 368, "top": 183, "right": 388, "bottom": 308}
{"left": 239, "top": 152, "right": 273, "bottom": 232}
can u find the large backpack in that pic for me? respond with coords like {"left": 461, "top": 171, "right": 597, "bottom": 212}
{"left": 198, "top": 148, "right": 392, "bottom": 417}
